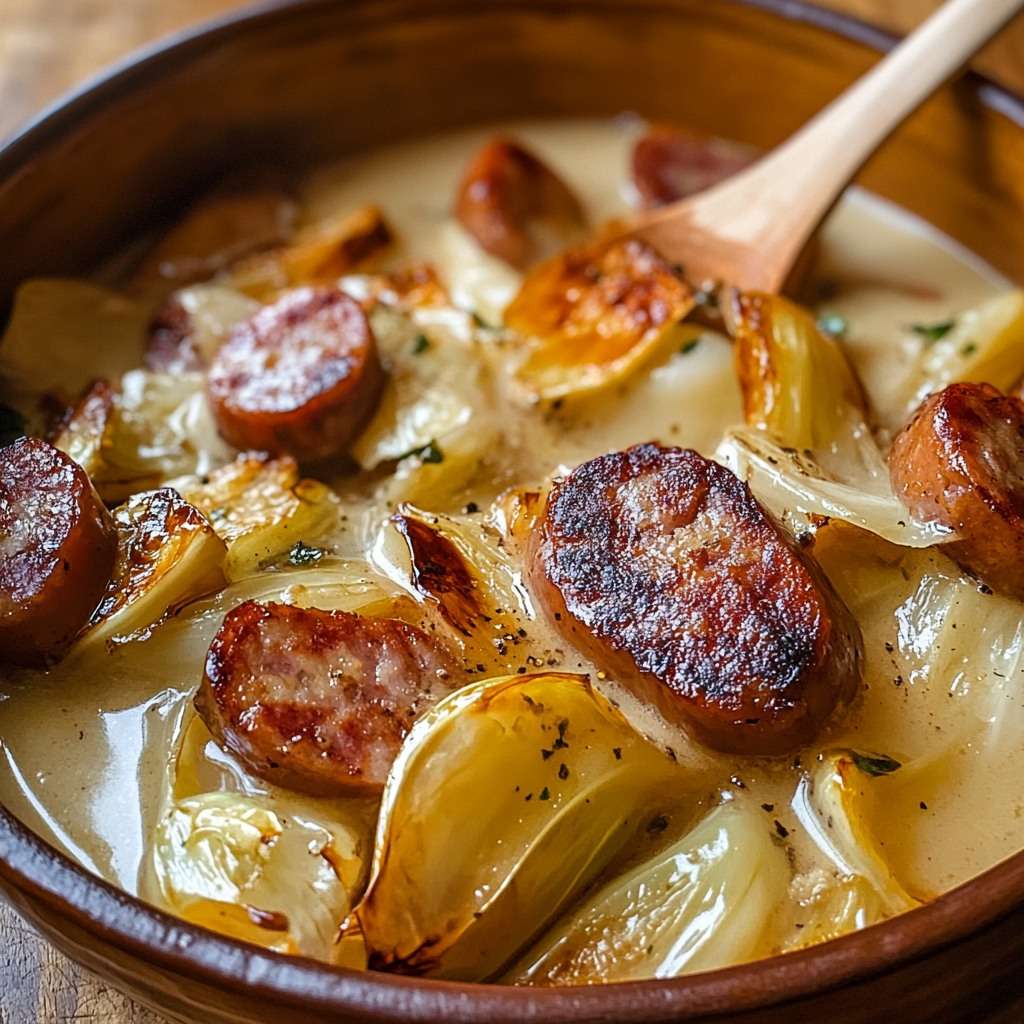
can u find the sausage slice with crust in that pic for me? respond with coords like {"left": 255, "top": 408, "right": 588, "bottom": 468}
{"left": 207, "top": 286, "right": 384, "bottom": 462}
{"left": 631, "top": 126, "right": 755, "bottom": 208}
{"left": 890, "top": 382, "right": 1024, "bottom": 598}
{"left": 455, "top": 137, "right": 585, "bottom": 269}
{"left": 0, "top": 437, "right": 117, "bottom": 666}
{"left": 528, "top": 444, "right": 861, "bottom": 754}
{"left": 196, "top": 601, "right": 458, "bottom": 795}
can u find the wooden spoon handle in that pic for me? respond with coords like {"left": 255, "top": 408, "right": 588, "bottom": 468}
{"left": 766, "top": 0, "right": 1024, "bottom": 213}
{"left": 639, "top": 0, "right": 1024, "bottom": 292}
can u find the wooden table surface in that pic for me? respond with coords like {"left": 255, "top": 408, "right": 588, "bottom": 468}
{"left": 2, "top": 0, "right": 1024, "bottom": 1021}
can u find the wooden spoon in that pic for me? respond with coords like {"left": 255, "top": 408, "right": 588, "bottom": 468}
{"left": 620, "top": 0, "right": 1024, "bottom": 293}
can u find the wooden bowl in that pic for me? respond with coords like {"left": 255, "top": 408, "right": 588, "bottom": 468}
{"left": 2, "top": 1, "right": 1024, "bottom": 1020}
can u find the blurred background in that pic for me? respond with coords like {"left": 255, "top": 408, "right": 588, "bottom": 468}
{"left": 0, "top": 0, "right": 1022, "bottom": 1021}
{"left": 1, "top": 0, "right": 1023, "bottom": 141}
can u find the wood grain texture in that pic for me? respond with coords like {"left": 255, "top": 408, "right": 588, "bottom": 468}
{"left": 0, "top": 1, "right": 1022, "bottom": 1022}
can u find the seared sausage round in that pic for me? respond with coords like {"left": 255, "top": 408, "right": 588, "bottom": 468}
{"left": 455, "top": 137, "right": 585, "bottom": 269}
{"left": 0, "top": 437, "right": 117, "bottom": 666}
{"left": 890, "top": 382, "right": 1024, "bottom": 598}
{"left": 528, "top": 444, "right": 861, "bottom": 754}
{"left": 631, "top": 127, "right": 754, "bottom": 208}
{"left": 206, "top": 287, "right": 383, "bottom": 462}
{"left": 195, "top": 601, "right": 458, "bottom": 795}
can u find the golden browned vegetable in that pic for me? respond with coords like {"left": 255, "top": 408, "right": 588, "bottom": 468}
{"left": 181, "top": 452, "right": 338, "bottom": 580}
{"left": 509, "top": 802, "right": 788, "bottom": 984}
{"left": 505, "top": 238, "right": 694, "bottom": 399}
{"left": 77, "top": 488, "right": 226, "bottom": 653}
{"left": 729, "top": 290, "right": 866, "bottom": 456}
{"left": 352, "top": 303, "right": 499, "bottom": 505}
{"left": 351, "top": 672, "right": 680, "bottom": 980}
{"left": 894, "top": 290, "right": 1024, "bottom": 429}
{"left": 133, "top": 186, "right": 298, "bottom": 290}
{"left": 150, "top": 790, "right": 364, "bottom": 959}
{"left": 230, "top": 205, "right": 393, "bottom": 301}
{"left": 793, "top": 749, "right": 920, "bottom": 928}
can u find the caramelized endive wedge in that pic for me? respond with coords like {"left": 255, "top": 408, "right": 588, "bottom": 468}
{"left": 230, "top": 205, "right": 393, "bottom": 301}
{"left": 51, "top": 370, "right": 234, "bottom": 504}
{"left": 719, "top": 292, "right": 946, "bottom": 548}
{"left": 894, "top": 289, "right": 1024, "bottom": 429}
{"left": 793, "top": 749, "right": 920, "bottom": 926}
{"left": 386, "top": 506, "right": 529, "bottom": 635}
{"left": 181, "top": 452, "right": 338, "bottom": 580}
{"left": 509, "top": 801, "right": 788, "bottom": 984}
{"left": 529, "top": 445, "right": 861, "bottom": 754}
{"left": 150, "top": 790, "right": 364, "bottom": 960}
{"left": 77, "top": 488, "right": 226, "bottom": 653}
{"left": 50, "top": 378, "right": 116, "bottom": 481}
{"left": 351, "top": 672, "right": 680, "bottom": 980}
{"left": 378, "top": 505, "right": 531, "bottom": 677}
{"left": 505, "top": 238, "right": 694, "bottom": 399}
{"left": 352, "top": 302, "right": 499, "bottom": 506}
{"left": 346, "top": 263, "right": 449, "bottom": 313}
{"left": 132, "top": 186, "right": 298, "bottom": 290}
{"left": 728, "top": 290, "right": 868, "bottom": 458}
{"left": 0, "top": 279, "right": 149, "bottom": 412}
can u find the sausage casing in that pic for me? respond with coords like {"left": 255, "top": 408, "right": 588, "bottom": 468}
{"left": 529, "top": 444, "right": 861, "bottom": 754}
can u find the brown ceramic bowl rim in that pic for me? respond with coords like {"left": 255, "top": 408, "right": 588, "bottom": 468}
{"left": 3, "top": 1, "right": 1024, "bottom": 1019}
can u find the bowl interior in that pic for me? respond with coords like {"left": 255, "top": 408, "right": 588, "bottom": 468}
{"left": 2, "top": 0, "right": 1024, "bottom": 306}
{"left": 3, "top": 1, "right": 1024, "bottom": 1021}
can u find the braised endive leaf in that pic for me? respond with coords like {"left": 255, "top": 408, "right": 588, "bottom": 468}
{"left": 506, "top": 238, "right": 694, "bottom": 400}
{"left": 150, "top": 790, "right": 363, "bottom": 960}
{"left": 508, "top": 801, "right": 788, "bottom": 985}
{"left": 794, "top": 750, "right": 919, "bottom": 918}
{"left": 351, "top": 672, "right": 681, "bottom": 980}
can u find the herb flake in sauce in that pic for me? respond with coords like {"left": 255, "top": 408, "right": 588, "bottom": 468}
{"left": 850, "top": 750, "right": 902, "bottom": 777}
{"left": 910, "top": 318, "right": 956, "bottom": 343}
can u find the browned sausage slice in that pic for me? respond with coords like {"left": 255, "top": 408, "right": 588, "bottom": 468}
{"left": 455, "top": 137, "right": 585, "bottom": 269}
{"left": 206, "top": 286, "right": 384, "bottom": 462}
{"left": 631, "top": 126, "right": 755, "bottom": 208}
{"left": 195, "top": 601, "right": 458, "bottom": 795}
{"left": 0, "top": 437, "right": 117, "bottom": 666}
{"left": 528, "top": 444, "right": 861, "bottom": 754}
{"left": 890, "top": 382, "right": 1024, "bottom": 598}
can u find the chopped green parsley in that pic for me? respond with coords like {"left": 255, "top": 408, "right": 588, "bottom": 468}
{"left": 910, "top": 318, "right": 956, "bottom": 343}
{"left": 400, "top": 440, "right": 444, "bottom": 465}
{"left": 849, "top": 750, "right": 902, "bottom": 777}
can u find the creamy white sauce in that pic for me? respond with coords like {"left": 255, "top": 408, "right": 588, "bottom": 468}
{"left": 0, "top": 117, "right": 1020, "bottom": 967}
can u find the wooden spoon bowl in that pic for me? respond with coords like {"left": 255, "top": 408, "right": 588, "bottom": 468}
{"left": 2, "top": 2, "right": 1024, "bottom": 1022}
